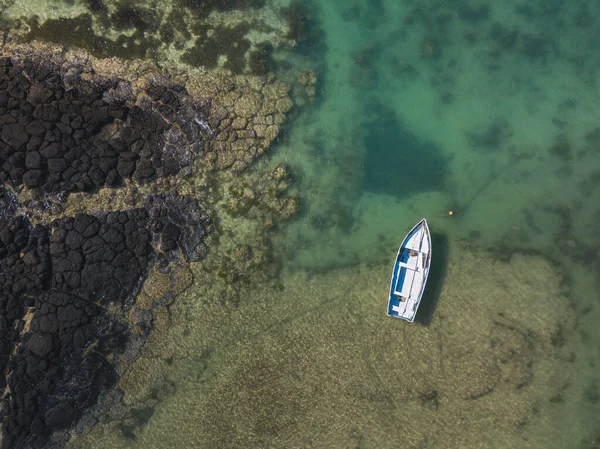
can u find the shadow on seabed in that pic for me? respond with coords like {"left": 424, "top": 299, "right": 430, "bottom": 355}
{"left": 415, "top": 232, "right": 449, "bottom": 326}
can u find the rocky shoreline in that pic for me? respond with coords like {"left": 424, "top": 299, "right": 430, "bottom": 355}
{"left": 0, "top": 38, "right": 303, "bottom": 448}
{"left": 0, "top": 190, "right": 210, "bottom": 448}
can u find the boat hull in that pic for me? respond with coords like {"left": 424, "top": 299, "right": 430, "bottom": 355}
{"left": 387, "top": 219, "right": 431, "bottom": 322}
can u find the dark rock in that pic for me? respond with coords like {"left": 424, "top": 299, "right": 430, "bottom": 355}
{"left": 0, "top": 228, "right": 13, "bottom": 244}
{"left": 22, "top": 169, "right": 45, "bottom": 187}
{"left": 73, "top": 215, "right": 94, "bottom": 234}
{"left": 134, "top": 159, "right": 154, "bottom": 179}
{"left": 47, "top": 157, "right": 67, "bottom": 173}
{"left": 146, "top": 195, "right": 210, "bottom": 262}
{"left": 22, "top": 250, "right": 38, "bottom": 267}
{"left": 25, "top": 151, "right": 44, "bottom": 169}
{"left": 65, "top": 230, "right": 84, "bottom": 249}
{"left": 27, "top": 136, "right": 43, "bottom": 150}
{"left": 27, "top": 82, "right": 54, "bottom": 106}
{"left": 28, "top": 333, "right": 54, "bottom": 358}
{"left": 119, "top": 151, "right": 138, "bottom": 162}
{"left": 0, "top": 49, "right": 214, "bottom": 448}
{"left": 161, "top": 223, "right": 180, "bottom": 251}
{"left": 40, "top": 142, "right": 63, "bottom": 159}
{"left": 25, "top": 120, "right": 47, "bottom": 137}
{"left": 40, "top": 104, "right": 62, "bottom": 122}
{"left": 0, "top": 55, "right": 207, "bottom": 196}
{"left": 39, "top": 314, "right": 59, "bottom": 333}
{"left": 44, "top": 403, "right": 75, "bottom": 428}
{"left": 2, "top": 123, "right": 29, "bottom": 144}
{"left": 117, "top": 160, "right": 136, "bottom": 177}
{"left": 105, "top": 168, "right": 119, "bottom": 186}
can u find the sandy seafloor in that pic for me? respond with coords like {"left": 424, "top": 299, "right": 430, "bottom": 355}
{"left": 3, "top": 0, "right": 600, "bottom": 447}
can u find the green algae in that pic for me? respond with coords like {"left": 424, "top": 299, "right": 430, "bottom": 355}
{"left": 21, "top": 1, "right": 259, "bottom": 66}
{"left": 117, "top": 406, "right": 155, "bottom": 440}
{"left": 158, "top": 9, "right": 191, "bottom": 47}
{"left": 178, "top": 0, "right": 266, "bottom": 16}
{"left": 110, "top": 1, "right": 159, "bottom": 33}
{"left": 85, "top": 0, "right": 107, "bottom": 13}
{"left": 24, "top": 14, "right": 160, "bottom": 59}
{"left": 280, "top": 2, "right": 311, "bottom": 42}
{"left": 181, "top": 23, "right": 251, "bottom": 73}
{"left": 4, "top": 0, "right": 296, "bottom": 77}
{"left": 249, "top": 43, "right": 275, "bottom": 76}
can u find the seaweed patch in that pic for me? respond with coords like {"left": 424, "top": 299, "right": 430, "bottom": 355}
{"left": 178, "top": 0, "right": 266, "bottom": 16}
{"left": 24, "top": 14, "right": 161, "bottom": 60}
{"left": 181, "top": 23, "right": 252, "bottom": 73}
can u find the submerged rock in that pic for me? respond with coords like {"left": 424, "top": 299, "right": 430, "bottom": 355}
{"left": 146, "top": 195, "right": 210, "bottom": 266}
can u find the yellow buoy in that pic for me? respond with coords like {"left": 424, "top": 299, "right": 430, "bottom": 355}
{"left": 448, "top": 210, "right": 454, "bottom": 216}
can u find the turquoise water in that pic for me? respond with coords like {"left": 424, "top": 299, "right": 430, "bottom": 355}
{"left": 269, "top": 0, "right": 600, "bottom": 446}
{"left": 273, "top": 0, "right": 600, "bottom": 272}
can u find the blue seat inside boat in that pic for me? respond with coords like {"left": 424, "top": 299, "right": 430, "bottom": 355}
{"left": 395, "top": 267, "right": 406, "bottom": 293}
{"left": 400, "top": 249, "right": 409, "bottom": 263}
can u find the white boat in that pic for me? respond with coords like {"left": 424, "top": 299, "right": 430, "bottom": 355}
{"left": 387, "top": 219, "right": 431, "bottom": 322}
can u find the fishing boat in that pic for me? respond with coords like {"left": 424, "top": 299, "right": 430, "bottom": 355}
{"left": 387, "top": 219, "right": 431, "bottom": 322}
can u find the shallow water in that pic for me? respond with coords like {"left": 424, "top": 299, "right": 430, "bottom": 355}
{"left": 3, "top": 0, "right": 600, "bottom": 447}
{"left": 268, "top": 0, "right": 600, "bottom": 446}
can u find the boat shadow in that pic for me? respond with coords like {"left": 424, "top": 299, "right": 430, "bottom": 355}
{"left": 415, "top": 232, "right": 449, "bottom": 326}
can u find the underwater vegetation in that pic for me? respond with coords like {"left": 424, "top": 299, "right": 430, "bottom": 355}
{"left": 280, "top": 1, "right": 326, "bottom": 59}
{"left": 159, "top": 9, "right": 192, "bottom": 48}
{"left": 178, "top": 0, "right": 266, "bottom": 16}
{"left": 249, "top": 43, "right": 275, "bottom": 76}
{"left": 280, "top": 2, "right": 311, "bottom": 43}
{"left": 181, "top": 23, "right": 251, "bottom": 73}
{"left": 109, "top": 1, "right": 159, "bottom": 32}
{"left": 117, "top": 406, "right": 156, "bottom": 441}
{"left": 584, "top": 380, "right": 600, "bottom": 404}
{"left": 548, "top": 136, "right": 573, "bottom": 162}
{"left": 338, "top": 0, "right": 385, "bottom": 28}
{"left": 350, "top": 42, "right": 383, "bottom": 90}
{"left": 488, "top": 22, "right": 519, "bottom": 52}
{"left": 467, "top": 118, "right": 513, "bottom": 151}
{"left": 85, "top": 0, "right": 107, "bottom": 13}
{"left": 6, "top": 0, "right": 301, "bottom": 75}
{"left": 21, "top": 1, "right": 170, "bottom": 59}
{"left": 24, "top": 14, "right": 161, "bottom": 60}
{"left": 456, "top": 3, "right": 490, "bottom": 23}
{"left": 519, "top": 34, "right": 550, "bottom": 61}
{"left": 420, "top": 36, "right": 442, "bottom": 59}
